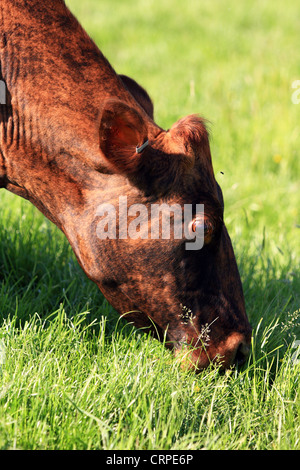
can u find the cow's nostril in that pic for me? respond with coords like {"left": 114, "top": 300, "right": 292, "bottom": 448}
{"left": 234, "top": 341, "right": 250, "bottom": 366}
{"left": 220, "top": 332, "right": 251, "bottom": 369}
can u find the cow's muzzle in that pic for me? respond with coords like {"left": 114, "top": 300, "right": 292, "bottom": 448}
{"left": 174, "top": 331, "right": 251, "bottom": 371}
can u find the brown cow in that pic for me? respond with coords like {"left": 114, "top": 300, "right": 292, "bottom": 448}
{"left": 0, "top": 0, "right": 251, "bottom": 370}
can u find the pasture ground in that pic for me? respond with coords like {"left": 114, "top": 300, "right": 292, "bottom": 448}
{"left": 0, "top": 0, "right": 299, "bottom": 450}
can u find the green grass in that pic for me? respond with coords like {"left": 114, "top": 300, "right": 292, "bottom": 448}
{"left": 0, "top": 0, "right": 299, "bottom": 450}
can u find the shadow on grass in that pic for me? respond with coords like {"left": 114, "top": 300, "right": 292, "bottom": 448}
{"left": 0, "top": 205, "right": 299, "bottom": 377}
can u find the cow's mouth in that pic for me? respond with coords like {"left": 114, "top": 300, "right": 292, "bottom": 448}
{"left": 173, "top": 331, "right": 251, "bottom": 371}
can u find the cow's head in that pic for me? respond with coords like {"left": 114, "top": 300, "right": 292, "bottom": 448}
{"left": 96, "top": 98, "right": 251, "bottom": 371}
{"left": 0, "top": 0, "right": 250, "bottom": 371}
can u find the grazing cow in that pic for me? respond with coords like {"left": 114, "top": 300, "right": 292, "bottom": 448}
{"left": 0, "top": 0, "right": 251, "bottom": 370}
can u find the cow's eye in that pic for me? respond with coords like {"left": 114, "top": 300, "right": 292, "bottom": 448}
{"left": 190, "top": 216, "right": 214, "bottom": 243}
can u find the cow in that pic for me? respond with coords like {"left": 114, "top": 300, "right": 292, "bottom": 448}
{"left": 0, "top": 0, "right": 252, "bottom": 370}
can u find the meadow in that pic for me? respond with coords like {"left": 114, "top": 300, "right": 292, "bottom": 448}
{"left": 0, "top": 0, "right": 299, "bottom": 450}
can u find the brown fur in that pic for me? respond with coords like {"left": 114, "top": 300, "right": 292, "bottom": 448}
{"left": 119, "top": 74, "right": 154, "bottom": 119}
{"left": 0, "top": 0, "right": 251, "bottom": 370}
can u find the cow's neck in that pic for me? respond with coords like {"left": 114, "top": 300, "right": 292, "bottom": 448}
{"left": 0, "top": 105, "right": 134, "bottom": 283}
{"left": 0, "top": 0, "right": 155, "bottom": 279}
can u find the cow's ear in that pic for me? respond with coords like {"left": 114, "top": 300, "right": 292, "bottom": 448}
{"left": 119, "top": 75, "right": 154, "bottom": 119}
{"left": 99, "top": 99, "right": 148, "bottom": 175}
{"left": 168, "top": 114, "right": 210, "bottom": 167}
